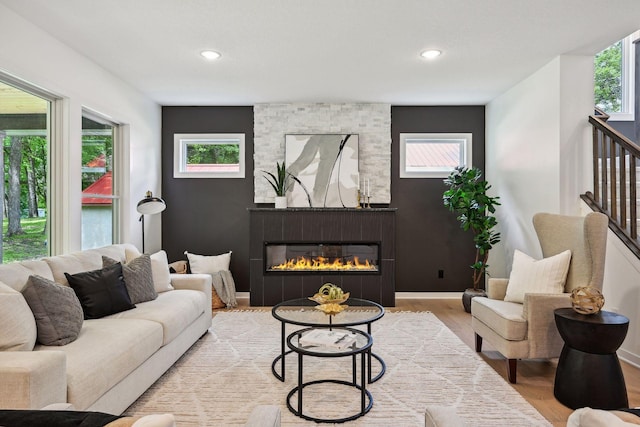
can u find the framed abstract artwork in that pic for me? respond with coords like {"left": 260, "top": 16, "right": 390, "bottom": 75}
{"left": 285, "top": 134, "right": 359, "bottom": 208}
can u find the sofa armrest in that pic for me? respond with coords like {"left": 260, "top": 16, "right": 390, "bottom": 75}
{"left": 170, "top": 273, "right": 212, "bottom": 294}
{"left": 425, "top": 405, "right": 466, "bottom": 427}
{"left": 486, "top": 278, "right": 509, "bottom": 300}
{"left": 170, "top": 273, "right": 213, "bottom": 319}
{"left": 523, "top": 293, "right": 571, "bottom": 358}
{"left": 0, "top": 351, "right": 67, "bottom": 409}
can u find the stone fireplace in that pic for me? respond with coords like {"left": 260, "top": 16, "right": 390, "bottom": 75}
{"left": 249, "top": 208, "right": 396, "bottom": 306}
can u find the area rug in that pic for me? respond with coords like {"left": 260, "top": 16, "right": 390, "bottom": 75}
{"left": 125, "top": 311, "right": 550, "bottom": 426}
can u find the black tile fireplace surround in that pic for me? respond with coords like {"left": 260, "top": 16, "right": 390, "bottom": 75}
{"left": 249, "top": 208, "right": 396, "bottom": 306}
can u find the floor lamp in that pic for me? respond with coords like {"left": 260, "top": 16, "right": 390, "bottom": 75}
{"left": 136, "top": 191, "right": 166, "bottom": 253}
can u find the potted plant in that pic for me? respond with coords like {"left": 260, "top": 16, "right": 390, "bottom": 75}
{"left": 263, "top": 161, "right": 290, "bottom": 208}
{"left": 443, "top": 166, "right": 501, "bottom": 312}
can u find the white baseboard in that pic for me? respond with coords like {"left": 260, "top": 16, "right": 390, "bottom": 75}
{"left": 618, "top": 348, "right": 640, "bottom": 369}
{"left": 395, "top": 292, "right": 462, "bottom": 299}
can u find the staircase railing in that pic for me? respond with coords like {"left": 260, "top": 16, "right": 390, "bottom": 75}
{"left": 582, "top": 108, "right": 640, "bottom": 257}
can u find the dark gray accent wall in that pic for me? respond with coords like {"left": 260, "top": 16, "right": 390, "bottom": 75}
{"left": 161, "top": 105, "right": 485, "bottom": 295}
{"left": 161, "top": 106, "right": 254, "bottom": 292}
{"left": 390, "top": 106, "right": 486, "bottom": 292}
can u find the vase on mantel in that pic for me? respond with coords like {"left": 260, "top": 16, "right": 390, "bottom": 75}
{"left": 274, "top": 196, "right": 287, "bottom": 209}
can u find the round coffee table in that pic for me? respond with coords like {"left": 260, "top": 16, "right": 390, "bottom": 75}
{"left": 286, "top": 327, "right": 373, "bottom": 423}
{"left": 554, "top": 308, "right": 629, "bottom": 409}
{"left": 271, "top": 297, "right": 385, "bottom": 383}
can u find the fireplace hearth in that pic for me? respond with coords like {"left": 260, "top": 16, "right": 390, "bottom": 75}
{"left": 249, "top": 208, "right": 396, "bottom": 306}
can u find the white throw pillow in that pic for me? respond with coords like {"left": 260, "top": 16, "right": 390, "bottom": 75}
{"left": 150, "top": 250, "right": 174, "bottom": 293}
{"left": 504, "top": 249, "right": 572, "bottom": 303}
{"left": 567, "top": 407, "right": 640, "bottom": 427}
{"left": 0, "top": 282, "right": 37, "bottom": 351}
{"left": 185, "top": 251, "right": 232, "bottom": 274}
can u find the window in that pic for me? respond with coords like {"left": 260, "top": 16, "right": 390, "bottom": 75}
{"left": 81, "top": 112, "right": 119, "bottom": 250}
{"left": 595, "top": 32, "right": 637, "bottom": 121}
{"left": 399, "top": 133, "right": 472, "bottom": 178}
{"left": 173, "top": 133, "right": 245, "bottom": 178}
{"left": 0, "top": 77, "right": 56, "bottom": 262}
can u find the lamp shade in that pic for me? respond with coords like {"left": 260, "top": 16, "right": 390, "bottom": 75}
{"left": 136, "top": 191, "right": 166, "bottom": 215}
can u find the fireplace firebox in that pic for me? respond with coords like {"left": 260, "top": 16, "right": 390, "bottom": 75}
{"left": 264, "top": 242, "right": 380, "bottom": 275}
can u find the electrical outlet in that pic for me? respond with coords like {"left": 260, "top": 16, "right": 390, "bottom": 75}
{"left": 438, "top": 269, "right": 444, "bottom": 279}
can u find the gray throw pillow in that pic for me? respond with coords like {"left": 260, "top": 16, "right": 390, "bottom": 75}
{"left": 102, "top": 255, "right": 157, "bottom": 304}
{"left": 21, "top": 275, "right": 84, "bottom": 346}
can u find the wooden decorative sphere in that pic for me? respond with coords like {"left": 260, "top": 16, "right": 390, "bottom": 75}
{"left": 570, "top": 286, "right": 605, "bottom": 315}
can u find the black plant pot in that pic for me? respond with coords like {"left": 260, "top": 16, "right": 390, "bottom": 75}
{"left": 462, "top": 288, "right": 487, "bottom": 313}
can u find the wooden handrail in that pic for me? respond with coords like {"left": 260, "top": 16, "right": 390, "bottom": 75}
{"left": 583, "top": 111, "right": 640, "bottom": 257}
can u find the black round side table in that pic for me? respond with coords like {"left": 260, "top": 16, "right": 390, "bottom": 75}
{"left": 554, "top": 308, "right": 629, "bottom": 410}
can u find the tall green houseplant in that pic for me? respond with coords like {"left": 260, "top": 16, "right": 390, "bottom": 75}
{"left": 443, "top": 166, "right": 501, "bottom": 292}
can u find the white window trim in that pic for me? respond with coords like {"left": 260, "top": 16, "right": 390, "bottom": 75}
{"left": 399, "top": 132, "right": 472, "bottom": 179}
{"left": 173, "top": 133, "right": 245, "bottom": 178}
{"left": 607, "top": 32, "right": 637, "bottom": 121}
{"left": 81, "top": 109, "right": 122, "bottom": 248}
{"left": 0, "top": 71, "right": 60, "bottom": 256}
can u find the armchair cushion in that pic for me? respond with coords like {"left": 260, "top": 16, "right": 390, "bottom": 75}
{"left": 471, "top": 298, "right": 527, "bottom": 340}
{"left": 504, "top": 249, "right": 571, "bottom": 303}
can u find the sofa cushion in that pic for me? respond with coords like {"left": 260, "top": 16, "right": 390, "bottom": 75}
{"left": 36, "top": 318, "right": 163, "bottom": 410}
{"left": 45, "top": 252, "right": 103, "bottom": 286}
{"left": 504, "top": 249, "right": 572, "bottom": 303}
{"left": 103, "top": 255, "right": 157, "bottom": 304}
{"left": 0, "top": 282, "right": 37, "bottom": 351}
{"left": 22, "top": 275, "right": 84, "bottom": 346}
{"left": 107, "top": 289, "right": 207, "bottom": 345}
{"left": 471, "top": 297, "right": 527, "bottom": 341}
{"left": 0, "top": 260, "right": 53, "bottom": 292}
{"left": 65, "top": 263, "right": 135, "bottom": 319}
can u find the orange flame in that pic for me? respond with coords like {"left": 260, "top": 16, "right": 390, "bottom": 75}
{"left": 269, "top": 256, "right": 377, "bottom": 272}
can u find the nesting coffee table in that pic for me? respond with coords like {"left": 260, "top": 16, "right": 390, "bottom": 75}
{"left": 271, "top": 297, "right": 385, "bottom": 383}
{"left": 286, "top": 327, "right": 373, "bottom": 423}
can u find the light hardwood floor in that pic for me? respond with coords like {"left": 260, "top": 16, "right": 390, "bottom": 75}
{"left": 234, "top": 297, "right": 640, "bottom": 427}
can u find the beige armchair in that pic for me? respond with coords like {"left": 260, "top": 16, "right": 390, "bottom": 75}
{"left": 471, "top": 212, "right": 608, "bottom": 383}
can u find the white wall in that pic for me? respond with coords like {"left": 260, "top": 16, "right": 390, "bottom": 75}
{"left": 488, "top": 55, "right": 640, "bottom": 365}
{"left": 0, "top": 4, "right": 162, "bottom": 254}
{"left": 486, "top": 55, "right": 594, "bottom": 277}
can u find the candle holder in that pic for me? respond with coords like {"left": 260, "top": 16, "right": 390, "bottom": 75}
{"left": 366, "top": 195, "right": 371, "bottom": 209}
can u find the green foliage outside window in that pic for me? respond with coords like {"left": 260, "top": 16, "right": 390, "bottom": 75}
{"left": 595, "top": 41, "right": 623, "bottom": 113}
{"left": 186, "top": 144, "right": 239, "bottom": 165}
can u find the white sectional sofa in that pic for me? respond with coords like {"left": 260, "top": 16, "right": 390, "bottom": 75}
{"left": 0, "top": 243, "right": 212, "bottom": 414}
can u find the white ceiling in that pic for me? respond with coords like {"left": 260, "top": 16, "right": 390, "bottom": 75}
{"left": 2, "top": 0, "right": 639, "bottom": 106}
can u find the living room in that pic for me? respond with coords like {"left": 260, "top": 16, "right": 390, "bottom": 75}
{"left": 2, "top": 1, "right": 640, "bottom": 426}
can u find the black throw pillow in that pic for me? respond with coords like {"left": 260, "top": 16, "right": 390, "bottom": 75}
{"left": 65, "top": 263, "right": 135, "bottom": 319}
{"left": 0, "top": 409, "right": 122, "bottom": 427}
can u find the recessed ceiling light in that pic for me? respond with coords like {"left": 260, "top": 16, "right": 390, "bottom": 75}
{"left": 200, "top": 50, "right": 221, "bottom": 60}
{"left": 420, "top": 49, "right": 442, "bottom": 60}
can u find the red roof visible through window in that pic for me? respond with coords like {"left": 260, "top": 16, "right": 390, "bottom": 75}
{"left": 82, "top": 171, "right": 112, "bottom": 205}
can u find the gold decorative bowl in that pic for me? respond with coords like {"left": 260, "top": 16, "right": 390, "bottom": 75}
{"left": 314, "top": 303, "right": 348, "bottom": 315}
{"left": 308, "top": 292, "right": 350, "bottom": 305}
